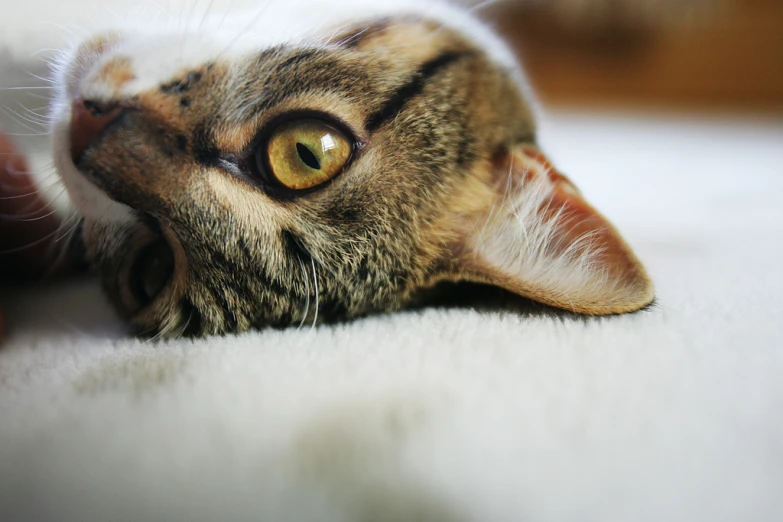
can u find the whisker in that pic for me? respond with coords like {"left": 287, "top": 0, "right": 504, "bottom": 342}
{"left": 141, "top": 0, "right": 167, "bottom": 16}
{"left": 310, "top": 257, "right": 319, "bottom": 331}
{"left": 144, "top": 307, "right": 182, "bottom": 343}
{"left": 214, "top": 0, "right": 242, "bottom": 35}
{"left": 41, "top": 215, "right": 83, "bottom": 281}
{"left": 41, "top": 300, "right": 107, "bottom": 340}
{"left": 102, "top": 7, "right": 124, "bottom": 24}
{"left": 0, "top": 171, "right": 58, "bottom": 191}
{"left": 25, "top": 72, "right": 57, "bottom": 85}
{"left": 5, "top": 105, "right": 50, "bottom": 127}
{"left": 297, "top": 259, "right": 311, "bottom": 329}
{"left": 0, "top": 188, "right": 66, "bottom": 222}
{"left": 197, "top": 0, "right": 218, "bottom": 32}
{"left": 215, "top": 0, "right": 275, "bottom": 58}
{"left": 0, "top": 86, "right": 53, "bottom": 91}
{"left": 183, "top": 0, "right": 200, "bottom": 32}
{"left": 1, "top": 132, "right": 51, "bottom": 137}
{"left": 17, "top": 102, "right": 52, "bottom": 115}
{"left": 175, "top": 307, "right": 196, "bottom": 338}
{"left": 38, "top": 21, "right": 88, "bottom": 41}
{"left": 0, "top": 166, "right": 59, "bottom": 191}
{"left": 467, "top": 0, "right": 502, "bottom": 13}
{"left": 0, "top": 174, "right": 62, "bottom": 201}
{"left": 0, "top": 208, "right": 78, "bottom": 256}
{"left": 31, "top": 47, "right": 64, "bottom": 57}
{"left": 53, "top": 214, "right": 83, "bottom": 244}
{"left": 1, "top": 107, "right": 48, "bottom": 133}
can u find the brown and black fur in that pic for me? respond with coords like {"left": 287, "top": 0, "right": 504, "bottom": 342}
{"left": 73, "top": 19, "right": 539, "bottom": 337}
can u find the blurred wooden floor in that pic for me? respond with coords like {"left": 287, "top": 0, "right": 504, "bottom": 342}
{"left": 489, "top": 0, "right": 783, "bottom": 112}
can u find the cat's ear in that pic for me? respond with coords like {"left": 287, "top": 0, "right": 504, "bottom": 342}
{"left": 448, "top": 145, "right": 653, "bottom": 314}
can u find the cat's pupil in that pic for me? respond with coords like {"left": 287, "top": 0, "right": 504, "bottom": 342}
{"left": 296, "top": 142, "right": 321, "bottom": 170}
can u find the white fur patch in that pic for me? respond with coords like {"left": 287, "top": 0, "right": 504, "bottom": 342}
{"left": 471, "top": 154, "right": 621, "bottom": 307}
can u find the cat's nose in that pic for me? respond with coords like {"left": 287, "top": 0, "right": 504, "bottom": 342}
{"left": 69, "top": 99, "right": 123, "bottom": 164}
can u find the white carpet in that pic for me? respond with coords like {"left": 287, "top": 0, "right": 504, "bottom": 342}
{"left": 1, "top": 2, "right": 783, "bottom": 520}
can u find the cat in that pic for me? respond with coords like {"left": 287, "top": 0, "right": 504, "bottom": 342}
{"left": 48, "top": 0, "right": 654, "bottom": 338}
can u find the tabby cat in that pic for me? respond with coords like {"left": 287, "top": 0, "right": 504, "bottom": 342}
{"left": 50, "top": 0, "right": 654, "bottom": 338}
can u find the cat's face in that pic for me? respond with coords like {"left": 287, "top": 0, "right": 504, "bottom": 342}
{"left": 51, "top": 1, "right": 653, "bottom": 338}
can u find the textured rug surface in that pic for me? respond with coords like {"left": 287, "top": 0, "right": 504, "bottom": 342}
{"left": 1, "top": 2, "right": 782, "bottom": 520}
{"left": 2, "top": 110, "right": 781, "bottom": 522}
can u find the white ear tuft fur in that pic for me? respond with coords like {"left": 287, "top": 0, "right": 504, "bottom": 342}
{"left": 461, "top": 145, "right": 653, "bottom": 314}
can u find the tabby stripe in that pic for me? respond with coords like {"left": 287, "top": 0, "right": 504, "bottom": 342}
{"left": 209, "top": 285, "right": 239, "bottom": 331}
{"left": 366, "top": 51, "right": 468, "bottom": 132}
{"left": 275, "top": 49, "right": 320, "bottom": 71}
{"left": 192, "top": 122, "right": 220, "bottom": 166}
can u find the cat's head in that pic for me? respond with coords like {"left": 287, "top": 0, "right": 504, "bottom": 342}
{"left": 50, "top": 0, "right": 653, "bottom": 338}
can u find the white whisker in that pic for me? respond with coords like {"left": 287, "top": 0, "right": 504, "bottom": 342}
{"left": 297, "top": 259, "right": 311, "bottom": 329}
{"left": 215, "top": 0, "right": 275, "bottom": 58}
{"left": 310, "top": 257, "right": 319, "bottom": 331}
{"left": 42, "top": 214, "right": 83, "bottom": 281}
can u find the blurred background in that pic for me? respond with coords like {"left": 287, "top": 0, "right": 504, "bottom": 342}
{"left": 483, "top": 0, "right": 782, "bottom": 114}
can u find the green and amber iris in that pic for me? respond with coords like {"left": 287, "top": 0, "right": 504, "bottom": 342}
{"left": 263, "top": 119, "right": 352, "bottom": 190}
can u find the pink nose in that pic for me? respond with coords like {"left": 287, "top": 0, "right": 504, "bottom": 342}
{"left": 69, "top": 99, "right": 123, "bottom": 163}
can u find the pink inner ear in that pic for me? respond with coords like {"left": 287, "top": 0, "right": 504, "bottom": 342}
{"left": 520, "top": 146, "right": 646, "bottom": 288}
{"left": 461, "top": 145, "right": 654, "bottom": 315}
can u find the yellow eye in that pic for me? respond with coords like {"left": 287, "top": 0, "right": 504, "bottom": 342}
{"left": 262, "top": 119, "right": 353, "bottom": 191}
